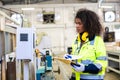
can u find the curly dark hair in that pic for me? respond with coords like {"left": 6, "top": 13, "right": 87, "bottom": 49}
{"left": 75, "top": 8, "right": 103, "bottom": 39}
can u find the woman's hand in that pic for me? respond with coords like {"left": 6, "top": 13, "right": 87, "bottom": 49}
{"left": 64, "top": 54, "right": 72, "bottom": 60}
{"left": 71, "top": 62, "right": 85, "bottom": 72}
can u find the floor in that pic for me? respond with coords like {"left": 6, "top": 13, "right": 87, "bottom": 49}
{"left": 105, "top": 71, "right": 120, "bottom": 80}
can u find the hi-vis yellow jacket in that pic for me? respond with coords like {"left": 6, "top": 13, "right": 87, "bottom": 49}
{"left": 71, "top": 35, "right": 108, "bottom": 80}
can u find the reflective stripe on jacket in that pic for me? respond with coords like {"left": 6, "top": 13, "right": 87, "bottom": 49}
{"left": 71, "top": 35, "right": 107, "bottom": 80}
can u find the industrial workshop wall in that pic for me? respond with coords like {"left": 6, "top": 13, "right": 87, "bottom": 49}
{"left": 0, "top": 3, "right": 106, "bottom": 52}
{"left": 33, "top": 3, "right": 98, "bottom": 52}
{"left": 3, "top": 3, "right": 120, "bottom": 53}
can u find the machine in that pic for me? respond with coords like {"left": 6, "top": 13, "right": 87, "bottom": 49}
{"left": 35, "top": 33, "right": 55, "bottom": 80}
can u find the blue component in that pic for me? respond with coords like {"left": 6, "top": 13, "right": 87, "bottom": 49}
{"left": 36, "top": 73, "right": 41, "bottom": 80}
{"left": 37, "top": 67, "right": 45, "bottom": 73}
{"left": 46, "top": 55, "right": 52, "bottom": 70}
{"left": 36, "top": 66, "right": 45, "bottom": 80}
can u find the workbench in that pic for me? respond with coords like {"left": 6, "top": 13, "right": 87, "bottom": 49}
{"left": 107, "top": 50, "right": 120, "bottom": 74}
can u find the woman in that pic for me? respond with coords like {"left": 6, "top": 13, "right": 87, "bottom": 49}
{"left": 64, "top": 9, "right": 107, "bottom": 80}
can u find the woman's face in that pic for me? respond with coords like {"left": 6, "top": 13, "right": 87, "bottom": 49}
{"left": 75, "top": 18, "right": 84, "bottom": 33}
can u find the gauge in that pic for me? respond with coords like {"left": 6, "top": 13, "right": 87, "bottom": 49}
{"left": 104, "top": 11, "right": 116, "bottom": 22}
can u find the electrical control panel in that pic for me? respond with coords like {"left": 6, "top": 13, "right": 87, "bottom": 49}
{"left": 16, "top": 28, "right": 35, "bottom": 60}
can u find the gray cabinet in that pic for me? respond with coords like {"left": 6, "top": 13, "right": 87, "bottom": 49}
{"left": 107, "top": 50, "right": 120, "bottom": 74}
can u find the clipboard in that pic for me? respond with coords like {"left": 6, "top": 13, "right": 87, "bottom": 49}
{"left": 53, "top": 57, "right": 72, "bottom": 64}
{"left": 53, "top": 55, "right": 83, "bottom": 65}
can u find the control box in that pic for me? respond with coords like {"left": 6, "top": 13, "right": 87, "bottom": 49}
{"left": 16, "top": 28, "right": 35, "bottom": 60}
